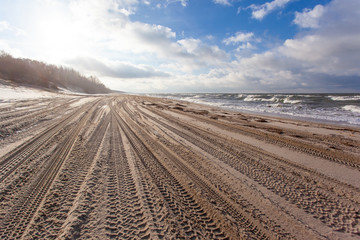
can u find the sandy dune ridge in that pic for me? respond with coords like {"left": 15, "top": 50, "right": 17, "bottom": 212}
{"left": 0, "top": 95, "right": 359, "bottom": 239}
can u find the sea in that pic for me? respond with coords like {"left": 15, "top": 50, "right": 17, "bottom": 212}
{"left": 149, "top": 93, "right": 360, "bottom": 127}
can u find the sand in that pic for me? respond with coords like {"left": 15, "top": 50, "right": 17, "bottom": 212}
{"left": 0, "top": 94, "right": 359, "bottom": 239}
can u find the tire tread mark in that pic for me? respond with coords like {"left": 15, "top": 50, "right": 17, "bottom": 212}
{"left": 0, "top": 101, "right": 100, "bottom": 239}
{"left": 113, "top": 102, "right": 272, "bottom": 239}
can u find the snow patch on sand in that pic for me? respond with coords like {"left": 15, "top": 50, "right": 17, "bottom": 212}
{"left": 0, "top": 84, "right": 60, "bottom": 101}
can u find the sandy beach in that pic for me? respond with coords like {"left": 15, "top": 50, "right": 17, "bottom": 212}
{"left": 0, "top": 94, "right": 359, "bottom": 239}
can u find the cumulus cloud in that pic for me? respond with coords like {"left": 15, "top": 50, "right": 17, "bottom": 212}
{"left": 236, "top": 42, "right": 254, "bottom": 51}
{"left": 61, "top": 0, "right": 360, "bottom": 92}
{"left": 70, "top": 0, "right": 138, "bottom": 20}
{"left": 66, "top": 0, "right": 227, "bottom": 73}
{"left": 223, "top": 32, "right": 254, "bottom": 45}
{"left": 281, "top": 0, "right": 360, "bottom": 77}
{"left": 294, "top": 5, "right": 325, "bottom": 28}
{"left": 0, "top": 21, "right": 10, "bottom": 31}
{"left": 0, "top": 21, "right": 25, "bottom": 57}
{"left": 172, "top": 38, "right": 228, "bottom": 71}
{"left": 185, "top": 0, "right": 360, "bottom": 93}
{"left": 179, "top": 0, "right": 188, "bottom": 7}
{"left": 165, "top": 0, "right": 188, "bottom": 7}
{"left": 213, "top": 0, "right": 231, "bottom": 6}
{"left": 3, "top": 0, "right": 359, "bottom": 93}
{"left": 0, "top": 20, "right": 26, "bottom": 35}
{"left": 249, "top": 0, "right": 292, "bottom": 20}
{"left": 68, "top": 57, "right": 170, "bottom": 78}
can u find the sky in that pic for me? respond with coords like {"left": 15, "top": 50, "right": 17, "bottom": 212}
{"left": 0, "top": 0, "right": 360, "bottom": 93}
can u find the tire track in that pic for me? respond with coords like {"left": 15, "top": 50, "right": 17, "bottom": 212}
{"left": 0, "top": 98, "right": 78, "bottom": 141}
{"left": 136, "top": 101, "right": 360, "bottom": 236}
{"left": 0, "top": 101, "right": 98, "bottom": 183}
{"left": 141, "top": 104, "right": 360, "bottom": 196}
{"left": 144, "top": 100, "right": 359, "bottom": 169}
{"left": 136, "top": 110, "right": 295, "bottom": 238}
{"left": 113, "top": 102, "right": 269, "bottom": 239}
{"left": 0, "top": 101, "right": 100, "bottom": 239}
{"left": 0, "top": 95, "right": 358, "bottom": 239}
{"left": 24, "top": 108, "right": 110, "bottom": 239}
{"left": 104, "top": 113, "right": 149, "bottom": 239}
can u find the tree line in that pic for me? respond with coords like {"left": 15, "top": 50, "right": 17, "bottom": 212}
{"left": 0, "top": 51, "right": 111, "bottom": 94}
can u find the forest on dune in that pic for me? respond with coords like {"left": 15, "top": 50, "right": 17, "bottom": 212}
{"left": 0, "top": 52, "right": 111, "bottom": 94}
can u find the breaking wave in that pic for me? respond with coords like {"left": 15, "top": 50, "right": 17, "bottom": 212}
{"left": 150, "top": 93, "right": 360, "bottom": 126}
{"left": 343, "top": 105, "right": 360, "bottom": 114}
{"left": 329, "top": 95, "right": 360, "bottom": 101}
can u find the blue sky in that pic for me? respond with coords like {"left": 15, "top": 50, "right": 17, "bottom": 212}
{"left": 0, "top": 0, "right": 359, "bottom": 93}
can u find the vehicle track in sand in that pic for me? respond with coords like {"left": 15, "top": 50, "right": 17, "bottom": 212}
{"left": 24, "top": 105, "right": 110, "bottom": 239}
{"left": 103, "top": 112, "right": 149, "bottom": 239}
{"left": 137, "top": 96, "right": 360, "bottom": 169}
{"left": 114, "top": 101, "right": 273, "bottom": 239}
{"left": 134, "top": 99, "right": 360, "bottom": 236}
{"left": 0, "top": 100, "right": 100, "bottom": 239}
{"left": 0, "top": 95, "right": 359, "bottom": 239}
{"left": 0, "top": 101, "right": 98, "bottom": 183}
{"left": 0, "top": 98, "right": 80, "bottom": 141}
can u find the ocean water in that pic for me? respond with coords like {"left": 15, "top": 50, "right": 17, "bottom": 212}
{"left": 150, "top": 93, "right": 360, "bottom": 126}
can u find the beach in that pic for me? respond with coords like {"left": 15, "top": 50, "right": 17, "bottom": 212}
{"left": 1, "top": 94, "right": 360, "bottom": 239}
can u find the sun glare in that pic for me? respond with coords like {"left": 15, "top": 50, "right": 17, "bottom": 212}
{"left": 31, "top": 7, "right": 84, "bottom": 63}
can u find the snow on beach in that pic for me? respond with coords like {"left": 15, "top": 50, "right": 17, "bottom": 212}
{"left": 0, "top": 84, "right": 61, "bottom": 101}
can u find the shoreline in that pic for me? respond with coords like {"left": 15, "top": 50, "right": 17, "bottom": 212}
{"left": 149, "top": 93, "right": 360, "bottom": 128}
{"left": 155, "top": 95, "right": 360, "bottom": 130}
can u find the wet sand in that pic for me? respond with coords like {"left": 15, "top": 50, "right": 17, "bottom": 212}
{"left": 0, "top": 94, "right": 359, "bottom": 239}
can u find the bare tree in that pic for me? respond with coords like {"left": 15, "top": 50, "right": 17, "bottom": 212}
{"left": 0, "top": 52, "right": 111, "bottom": 94}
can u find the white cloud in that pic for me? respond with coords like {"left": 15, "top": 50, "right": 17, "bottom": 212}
{"left": 2, "top": 0, "right": 359, "bottom": 93}
{"left": 69, "top": 0, "right": 360, "bottom": 92}
{"left": 1, "top": 0, "right": 225, "bottom": 75}
{"left": 249, "top": 0, "right": 292, "bottom": 20}
{"left": 0, "top": 20, "right": 26, "bottom": 36}
{"left": 236, "top": 42, "right": 254, "bottom": 51}
{"left": 294, "top": 5, "right": 325, "bottom": 28}
{"left": 177, "top": 0, "right": 360, "bottom": 93}
{"left": 178, "top": 38, "right": 200, "bottom": 53}
{"left": 180, "top": 0, "right": 188, "bottom": 7}
{"left": 223, "top": 32, "right": 254, "bottom": 45}
{"left": 0, "top": 21, "right": 10, "bottom": 31}
{"left": 166, "top": 0, "right": 188, "bottom": 7}
{"left": 68, "top": 56, "right": 170, "bottom": 78}
{"left": 206, "top": 35, "right": 215, "bottom": 40}
{"left": 237, "top": 7, "right": 241, "bottom": 14}
{"left": 0, "top": 39, "right": 23, "bottom": 57}
{"left": 66, "top": 0, "right": 228, "bottom": 73}
{"left": 213, "top": 0, "right": 231, "bottom": 6}
{"left": 279, "top": 0, "right": 360, "bottom": 77}
{"left": 173, "top": 38, "right": 228, "bottom": 71}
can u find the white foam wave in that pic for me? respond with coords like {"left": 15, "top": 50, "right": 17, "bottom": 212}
{"left": 244, "top": 95, "right": 301, "bottom": 104}
{"left": 268, "top": 96, "right": 280, "bottom": 102}
{"left": 329, "top": 95, "right": 360, "bottom": 101}
{"left": 244, "top": 95, "right": 274, "bottom": 102}
{"left": 283, "top": 97, "right": 302, "bottom": 104}
{"left": 243, "top": 95, "right": 259, "bottom": 102}
{"left": 157, "top": 93, "right": 360, "bottom": 126}
{"left": 342, "top": 105, "right": 360, "bottom": 114}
